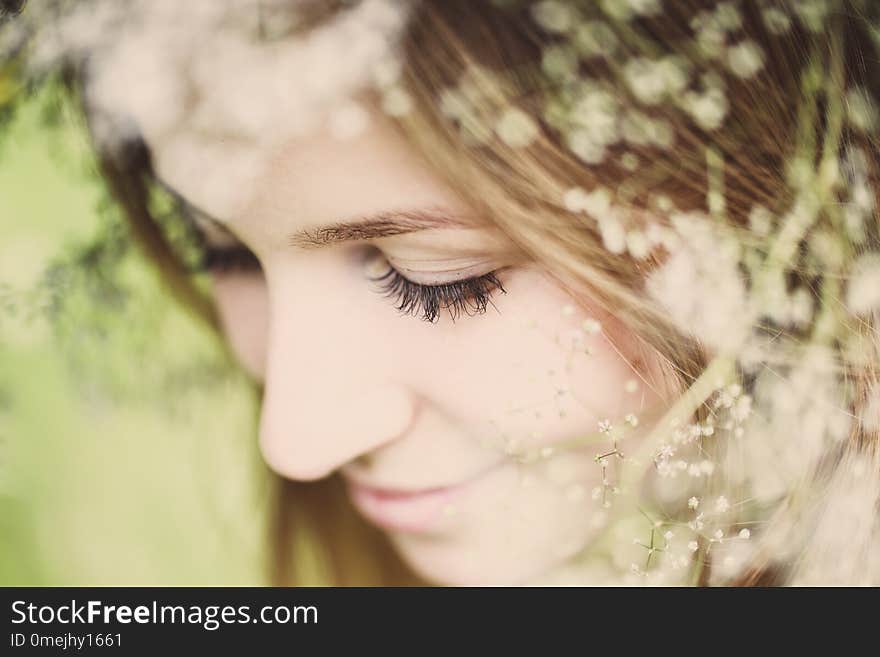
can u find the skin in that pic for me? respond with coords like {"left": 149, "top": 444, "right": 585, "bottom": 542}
{"left": 148, "top": 105, "right": 670, "bottom": 586}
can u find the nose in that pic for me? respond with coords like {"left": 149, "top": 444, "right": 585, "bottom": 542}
{"left": 257, "top": 262, "right": 416, "bottom": 481}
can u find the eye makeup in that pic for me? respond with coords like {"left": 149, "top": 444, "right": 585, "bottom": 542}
{"left": 366, "top": 252, "right": 507, "bottom": 324}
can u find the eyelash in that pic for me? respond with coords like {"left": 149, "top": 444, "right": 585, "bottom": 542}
{"left": 194, "top": 245, "right": 507, "bottom": 323}
{"left": 368, "top": 264, "right": 507, "bottom": 324}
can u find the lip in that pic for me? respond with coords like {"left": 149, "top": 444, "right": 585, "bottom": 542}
{"left": 343, "top": 465, "right": 500, "bottom": 533}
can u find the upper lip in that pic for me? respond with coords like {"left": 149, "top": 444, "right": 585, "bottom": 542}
{"left": 343, "top": 476, "right": 453, "bottom": 497}
{"left": 342, "top": 462, "right": 503, "bottom": 497}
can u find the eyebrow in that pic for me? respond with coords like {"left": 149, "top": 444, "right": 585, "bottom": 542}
{"left": 288, "top": 209, "right": 472, "bottom": 249}
{"left": 155, "top": 177, "right": 473, "bottom": 249}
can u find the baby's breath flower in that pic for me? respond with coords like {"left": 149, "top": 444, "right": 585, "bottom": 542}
{"left": 381, "top": 87, "right": 412, "bottom": 117}
{"left": 572, "top": 20, "right": 619, "bottom": 58}
{"left": 688, "top": 540, "right": 699, "bottom": 552}
{"left": 582, "top": 318, "right": 602, "bottom": 334}
{"left": 627, "top": 0, "right": 662, "bottom": 16}
{"left": 542, "top": 45, "right": 579, "bottom": 82}
{"left": 739, "top": 529, "right": 751, "bottom": 540}
{"left": 715, "top": 496, "right": 731, "bottom": 513}
{"left": 727, "top": 40, "right": 765, "bottom": 79}
{"left": 598, "top": 419, "right": 613, "bottom": 434}
{"left": 688, "top": 513, "right": 705, "bottom": 531}
{"left": 846, "top": 254, "right": 880, "bottom": 315}
{"left": 563, "top": 186, "right": 590, "bottom": 213}
{"left": 600, "top": 0, "right": 634, "bottom": 22}
{"left": 762, "top": 7, "right": 792, "bottom": 35}
{"left": 598, "top": 216, "right": 627, "bottom": 254}
{"left": 495, "top": 107, "right": 539, "bottom": 147}
{"left": 845, "top": 87, "right": 879, "bottom": 133}
{"left": 793, "top": 0, "right": 830, "bottom": 33}
{"left": 624, "top": 413, "right": 639, "bottom": 428}
{"left": 688, "top": 496, "right": 700, "bottom": 509}
{"left": 567, "top": 129, "right": 607, "bottom": 164}
{"left": 748, "top": 205, "right": 774, "bottom": 236}
{"left": 624, "top": 57, "right": 668, "bottom": 106}
{"left": 681, "top": 87, "right": 729, "bottom": 131}
{"left": 620, "top": 152, "right": 639, "bottom": 171}
{"left": 531, "top": 1, "right": 575, "bottom": 33}
{"left": 623, "top": 230, "right": 651, "bottom": 260}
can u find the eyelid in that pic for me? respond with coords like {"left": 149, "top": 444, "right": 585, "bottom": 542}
{"left": 385, "top": 256, "right": 501, "bottom": 284}
{"left": 366, "top": 251, "right": 507, "bottom": 323}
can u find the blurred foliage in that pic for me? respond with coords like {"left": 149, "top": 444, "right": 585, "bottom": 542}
{"left": 0, "top": 80, "right": 270, "bottom": 585}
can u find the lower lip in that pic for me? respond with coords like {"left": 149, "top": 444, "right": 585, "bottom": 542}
{"left": 345, "top": 469, "right": 494, "bottom": 533}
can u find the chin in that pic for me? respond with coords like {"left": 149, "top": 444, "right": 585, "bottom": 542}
{"left": 388, "top": 534, "right": 565, "bottom": 586}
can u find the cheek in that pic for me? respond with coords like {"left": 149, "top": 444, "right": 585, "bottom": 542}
{"left": 411, "top": 266, "right": 667, "bottom": 454}
{"left": 210, "top": 272, "right": 269, "bottom": 379}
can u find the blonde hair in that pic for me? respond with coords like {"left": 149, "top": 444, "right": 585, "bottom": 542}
{"left": 97, "top": 0, "right": 880, "bottom": 585}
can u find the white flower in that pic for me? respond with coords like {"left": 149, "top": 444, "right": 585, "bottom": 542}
{"left": 688, "top": 496, "right": 700, "bottom": 509}
{"left": 531, "top": 1, "right": 575, "bottom": 33}
{"left": 846, "top": 87, "right": 879, "bottom": 133}
{"left": 496, "top": 108, "right": 540, "bottom": 148}
{"left": 688, "top": 540, "right": 699, "bottom": 552}
{"left": 738, "top": 529, "right": 751, "bottom": 540}
{"left": 727, "top": 40, "right": 765, "bottom": 79}
{"left": 624, "top": 413, "right": 639, "bottom": 428}
{"left": 582, "top": 318, "right": 602, "bottom": 334}
{"left": 714, "top": 2, "right": 743, "bottom": 31}
{"left": 620, "top": 152, "right": 640, "bottom": 171}
{"left": 624, "top": 57, "right": 668, "bottom": 105}
{"left": 713, "top": 529, "right": 724, "bottom": 541}
{"left": 627, "top": 0, "right": 662, "bottom": 16}
{"left": 598, "top": 217, "right": 628, "bottom": 254}
{"left": 600, "top": 0, "right": 634, "bottom": 22}
{"left": 646, "top": 217, "right": 749, "bottom": 352}
{"left": 572, "top": 20, "right": 619, "bottom": 58}
{"left": 846, "top": 254, "right": 880, "bottom": 315}
{"left": 794, "top": 0, "right": 830, "bottom": 32}
{"left": 749, "top": 205, "right": 774, "bottom": 236}
{"left": 542, "top": 45, "right": 579, "bottom": 81}
{"left": 381, "top": 87, "right": 412, "bottom": 117}
{"left": 598, "top": 419, "right": 613, "bottom": 434}
{"left": 681, "top": 87, "right": 729, "bottom": 131}
{"left": 715, "top": 496, "right": 731, "bottom": 513}
{"left": 563, "top": 186, "right": 590, "bottom": 213}
{"left": 567, "top": 130, "right": 607, "bottom": 164}
{"left": 626, "top": 230, "right": 651, "bottom": 259}
{"left": 762, "top": 7, "right": 792, "bottom": 34}
{"left": 731, "top": 395, "right": 753, "bottom": 422}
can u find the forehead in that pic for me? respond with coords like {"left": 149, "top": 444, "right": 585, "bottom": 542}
{"left": 149, "top": 105, "right": 473, "bottom": 245}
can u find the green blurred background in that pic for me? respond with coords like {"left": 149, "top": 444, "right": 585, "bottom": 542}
{"left": 0, "top": 83, "right": 271, "bottom": 585}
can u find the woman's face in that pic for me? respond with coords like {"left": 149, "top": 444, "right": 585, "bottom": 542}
{"left": 148, "top": 105, "right": 668, "bottom": 585}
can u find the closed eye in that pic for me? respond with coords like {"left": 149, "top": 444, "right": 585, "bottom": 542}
{"left": 368, "top": 260, "right": 506, "bottom": 323}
